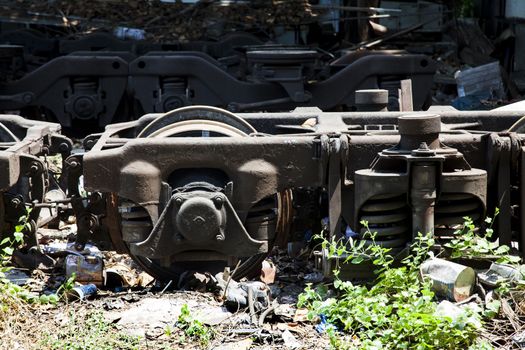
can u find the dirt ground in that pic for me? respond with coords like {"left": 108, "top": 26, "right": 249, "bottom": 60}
{"left": 1, "top": 226, "right": 330, "bottom": 350}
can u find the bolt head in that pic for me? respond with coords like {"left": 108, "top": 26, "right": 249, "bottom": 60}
{"left": 30, "top": 163, "right": 40, "bottom": 173}
{"left": 85, "top": 139, "right": 95, "bottom": 149}
{"left": 213, "top": 196, "right": 223, "bottom": 208}
{"left": 59, "top": 142, "right": 70, "bottom": 152}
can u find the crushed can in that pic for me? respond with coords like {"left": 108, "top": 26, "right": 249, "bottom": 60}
{"left": 420, "top": 258, "right": 476, "bottom": 302}
{"left": 65, "top": 254, "right": 104, "bottom": 286}
{"left": 67, "top": 283, "right": 97, "bottom": 301}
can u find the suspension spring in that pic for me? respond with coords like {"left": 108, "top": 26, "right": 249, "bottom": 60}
{"left": 245, "top": 197, "right": 277, "bottom": 242}
{"left": 435, "top": 193, "right": 482, "bottom": 239}
{"left": 118, "top": 199, "right": 152, "bottom": 244}
{"left": 358, "top": 193, "right": 410, "bottom": 248}
{"left": 162, "top": 77, "right": 186, "bottom": 94}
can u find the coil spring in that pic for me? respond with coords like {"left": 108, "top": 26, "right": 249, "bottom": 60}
{"left": 245, "top": 197, "right": 277, "bottom": 242}
{"left": 435, "top": 193, "right": 482, "bottom": 239}
{"left": 72, "top": 77, "right": 98, "bottom": 90}
{"left": 358, "top": 193, "right": 410, "bottom": 248}
{"left": 118, "top": 200, "right": 152, "bottom": 244}
{"left": 162, "top": 77, "right": 186, "bottom": 94}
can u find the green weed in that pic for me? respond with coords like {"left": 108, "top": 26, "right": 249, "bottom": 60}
{"left": 41, "top": 311, "right": 141, "bottom": 350}
{"left": 165, "top": 303, "right": 213, "bottom": 347}
{"left": 298, "top": 221, "right": 496, "bottom": 349}
{"left": 444, "top": 209, "right": 521, "bottom": 265}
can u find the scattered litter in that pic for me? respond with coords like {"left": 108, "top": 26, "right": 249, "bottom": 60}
{"left": 287, "top": 241, "right": 305, "bottom": 258}
{"left": 114, "top": 298, "right": 184, "bottom": 337}
{"left": 277, "top": 322, "right": 304, "bottom": 334}
{"left": 455, "top": 62, "right": 504, "bottom": 99}
{"left": 67, "top": 283, "right": 97, "bottom": 301}
{"left": 274, "top": 303, "right": 296, "bottom": 320}
{"left": 260, "top": 259, "right": 276, "bottom": 284}
{"left": 194, "top": 306, "right": 232, "bottom": 326}
{"left": 315, "top": 314, "right": 331, "bottom": 334}
{"left": 103, "top": 298, "right": 125, "bottom": 310}
{"left": 104, "top": 263, "right": 135, "bottom": 288}
{"left": 4, "top": 268, "right": 29, "bottom": 286}
{"left": 179, "top": 271, "right": 217, "bottom": 292}
{"left": 420, "top": 258, "right": 476, "bottom": 302}
{"left": 478, "top": 263, "right": 521, "bottom": 287}
{"left": 137, "top": 272, "right": 155, "bottom": 287}
{"left": 512, "top": 330, "right": 525, "bottom": 348}
{"left": 303, "top": 271, "right": 323, "bottom": 283}
{"left": 293, "top": 308, "right": 309, "bottom": 323}
{"left": 13, "top": 248, "right": 55, "bottom": 270}
{"left": 42, "top": 242, "right": 101, "bottom": 257}
{"left": 216, "top": 272, "right": 270, "bottom": 311}
{"left": 282, "top": 329, "right": 301, "bottom": 349}
{"left": 114, "top": 27, "right": 145, "bottom": 40}
{"left": 65, "top": 254, "right": 104, "bottom": 286}
{"left": 435, "top": 300, "right": 482, "bottom": 329}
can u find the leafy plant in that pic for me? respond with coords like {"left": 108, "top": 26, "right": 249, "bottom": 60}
{"left": 175, "top": 303, "right": 212, "bottom": 346}
{"left": 444, "top": 209, "right": 521, "bottom": 265}
{"left": 0, "top": 212, "right": 60, "bottom": 306}
{"left": 56, "top": 272, "right": 76, "bottom": 301}
{"left": 298, "top": 221, "right": 494, "bottom": 349}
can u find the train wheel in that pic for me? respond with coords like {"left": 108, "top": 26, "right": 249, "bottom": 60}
{"left": 111, "top": 106, "right": 291, "bottom": 282}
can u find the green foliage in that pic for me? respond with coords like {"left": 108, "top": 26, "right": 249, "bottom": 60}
{"left": 0, "top": 212, "right": 60, "bottom": 305}
{"left": 444, "top": 209, "right": 521, "bottom": 265}
{"left": 171, "top": 303, "right": 213, "bottom": 347}
{"left": 298, "top": 221, "right": 494, "bottom": 349}
{"left": 56, "top": 272, "right": 76, "bottom": 301}
{"left": 41, "top": 311, "right": 140, "bottom": 350}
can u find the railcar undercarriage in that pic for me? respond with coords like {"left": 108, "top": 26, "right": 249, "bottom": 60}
{"left": 0, "top": 43, "right": 436, "bottom": 133}
{"left": 0, "top": 115, "right": 72, "bottom": 247}
{"left": 61, "top": 105, "right": 525, "bottom": 281}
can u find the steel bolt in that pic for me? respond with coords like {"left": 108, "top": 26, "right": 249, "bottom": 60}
{"left": 30, "top": 163, "right": 40, "bottom": 173}
{"left": 10, "top": 198, "right": 22, "bottom": 207}
{"left": 215, "top": 234, "right": 225, "bottom": 241}
{"left": 174, "top": 197, "right": 183, "bottom": 206}
{"left": 85, "top": 139, "right": 95, "bottom": 149}
{"left": 213, "top": 196, "right": 223, "bottom": 208}
{"left": 23, "top": 93, "right": 32, "bottom": 103}
{"left": 59, "top": 142, "right": 70, "bottom": 152}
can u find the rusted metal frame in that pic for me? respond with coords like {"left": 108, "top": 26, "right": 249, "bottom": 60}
{"left": 83, "top": 137, "right": 328, "bottom": 216}
{"left": 0, "top": 116, "right": 71, "bottom": 248}
{"left": 398, "top": 79, "right": 413, "bottom": 112}
{"left": 238, "top": 110, "right": 525, "bottom": 134}
{"left": 82, "top": 133, "right": 329, "bottom": 259}
{"left": 485, "top": 133, "right": 513, "bottom": 246}
{"left": 0, "top": 118, "right": 61, "bottom": 191}
{"left": 497, "top": 139, "right": 512, "bottom": 246}
{"left": 129, "top": 53, "right": 435, "bottom": 113}
{"left": 519, "top": 147, "right": 525, "bottom": 256}
{"left": 0, "top": 55, "right": 129, "bottom": 127}
{"left": 0, "top": 55, "right": 128, "bottom": 103}
{"left": 328, "top": 135, "right": 343, "bottom": 238}
{"left": 64, "top": 154, "right": 106, "bottom": 250}
{"left": 104, "top": 193, "right": 128, "bottom": 254}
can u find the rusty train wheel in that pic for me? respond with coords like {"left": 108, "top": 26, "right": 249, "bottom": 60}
{"left": 109, "top": 107, "right": 292, "bottom": 281}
